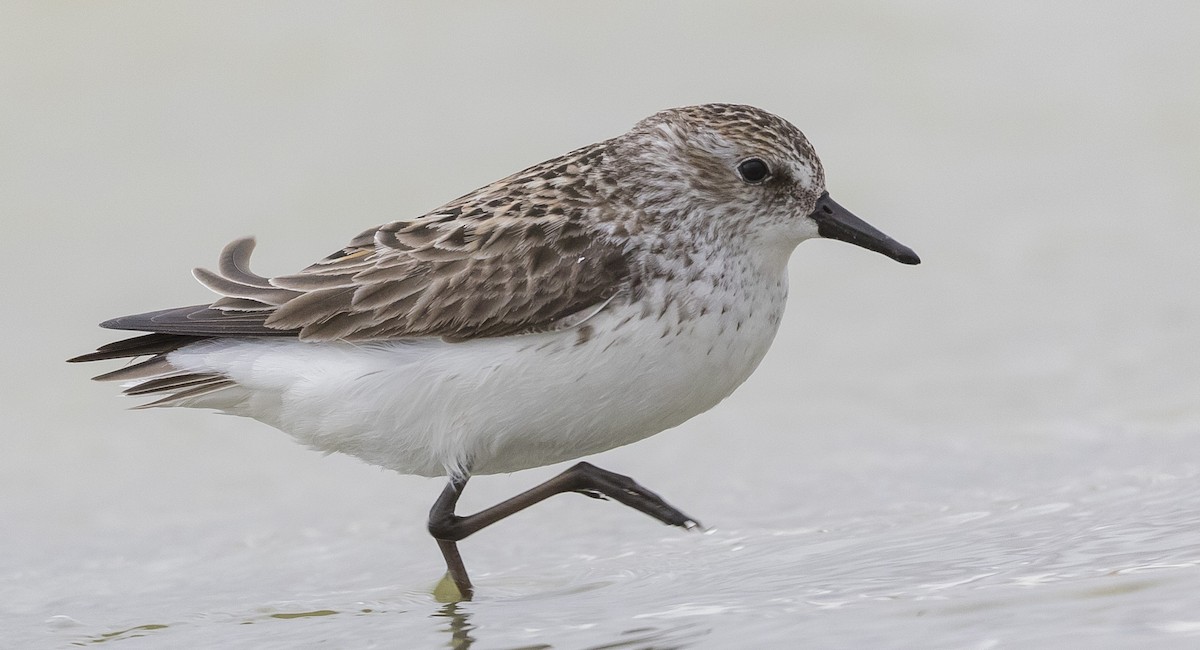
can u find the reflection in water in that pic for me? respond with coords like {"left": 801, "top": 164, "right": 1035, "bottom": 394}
{"left": 428, "top": 593, "right": 709, "bottom": 650}
{"left": 433, "top": 602, "right": 476, "bottom": 650}
{"left": 590, "top": 623, "right": 710, "bottom": 649}
{"left": 80, "top": 623, "right": 170, "bottom": 645}
{"left": 268, "top": 609, "right": 339, "bottom": 620}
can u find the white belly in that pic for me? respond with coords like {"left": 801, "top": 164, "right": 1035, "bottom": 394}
{"left": 167, "top": 280, "right": 787, "bottom": 477}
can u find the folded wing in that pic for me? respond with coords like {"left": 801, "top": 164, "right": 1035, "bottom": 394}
{"left": 91, "top": 202, "right": 629, "bottom": 343}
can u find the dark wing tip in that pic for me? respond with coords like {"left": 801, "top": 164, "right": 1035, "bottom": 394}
{"left": 97, "top": 307, "right": 210, "bottom": 332}
{"left": 94, "top": 305, "right": 297, "bottom": 337}
{"left": 99, "top": 316, "right": 134, "bottom": 330}
{"left": 70, "top": 305, "right": 299, "bottom": 364}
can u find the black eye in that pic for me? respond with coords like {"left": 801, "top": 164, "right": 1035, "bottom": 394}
{"left": 736, "top": 158, "right": 771, "bottom": 184}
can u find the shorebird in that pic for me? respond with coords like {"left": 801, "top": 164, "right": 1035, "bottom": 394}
{"left": 70, "top": 103, "right": 919, "bottom": 599}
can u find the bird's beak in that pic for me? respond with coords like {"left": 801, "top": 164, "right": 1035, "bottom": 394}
{"left": 809, "top": 192, "right": 920, "bottom": 265}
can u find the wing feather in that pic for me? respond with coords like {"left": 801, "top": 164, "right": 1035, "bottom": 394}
{"left": 216, "top": 236, "right": 274, "bottom": 288}
{"left": 87, "top": 140, "right": 630, "bottom": 343}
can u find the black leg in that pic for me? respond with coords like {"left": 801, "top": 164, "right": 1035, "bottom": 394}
{"left": 430, "top": 475, "right": 474, "bottom": 599}
{"left": 427, "top": 461, "right": 700, "bottom": 599}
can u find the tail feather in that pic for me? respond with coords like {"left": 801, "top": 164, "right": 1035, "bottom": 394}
{"left": 130, "top": 379, "right": 240, "bottom": 410}
{"left": 91, "top": 356, "right": 176, "bottom": 382}
{"left": 71, "top": 333, "right": 238, "bottom": 408}
{"left": 68, "top": 333, "right": 196, "bottom": 363}
{"left": 123, "top": 373, "right": 226, "bottom": 396}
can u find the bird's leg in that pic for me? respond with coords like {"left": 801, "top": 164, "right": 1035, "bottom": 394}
{"left": 428, "top": 461, "right": 701, "bottom": 598}
{"left": 429, "top": 474, "right": 474, "bottom": 600}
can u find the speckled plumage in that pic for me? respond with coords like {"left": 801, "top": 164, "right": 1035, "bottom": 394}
{"left": 72, "top": 103, "right": 918, "bottom": 478}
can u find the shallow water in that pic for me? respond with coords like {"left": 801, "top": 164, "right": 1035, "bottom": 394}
{"left": 3, "top": 2, "right": 1199, "bottom": 648}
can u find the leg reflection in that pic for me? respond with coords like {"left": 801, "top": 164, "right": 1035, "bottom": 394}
{"left": 432, "top": 602, "right": 475, "bottom": 650}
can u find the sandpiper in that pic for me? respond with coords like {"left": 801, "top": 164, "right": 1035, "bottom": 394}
{"left": 71, "top": 103, "right": 919, "bottom": 599}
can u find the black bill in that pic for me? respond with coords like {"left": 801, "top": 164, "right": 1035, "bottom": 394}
{"left": 809, "top": 192, "right": 920, "bottom": 265}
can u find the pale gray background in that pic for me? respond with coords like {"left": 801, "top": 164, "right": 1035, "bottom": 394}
{"left": 3, "top": 2, "right": 1199, "bottom": 648}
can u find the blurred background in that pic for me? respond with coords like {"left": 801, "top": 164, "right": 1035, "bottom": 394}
{"left": 2, "top": 2, "right": 1198, "bottom": 648}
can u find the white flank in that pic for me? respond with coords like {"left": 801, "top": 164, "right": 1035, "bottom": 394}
{"left": 164, "top": 271, "right": 789, "bottom": 477}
